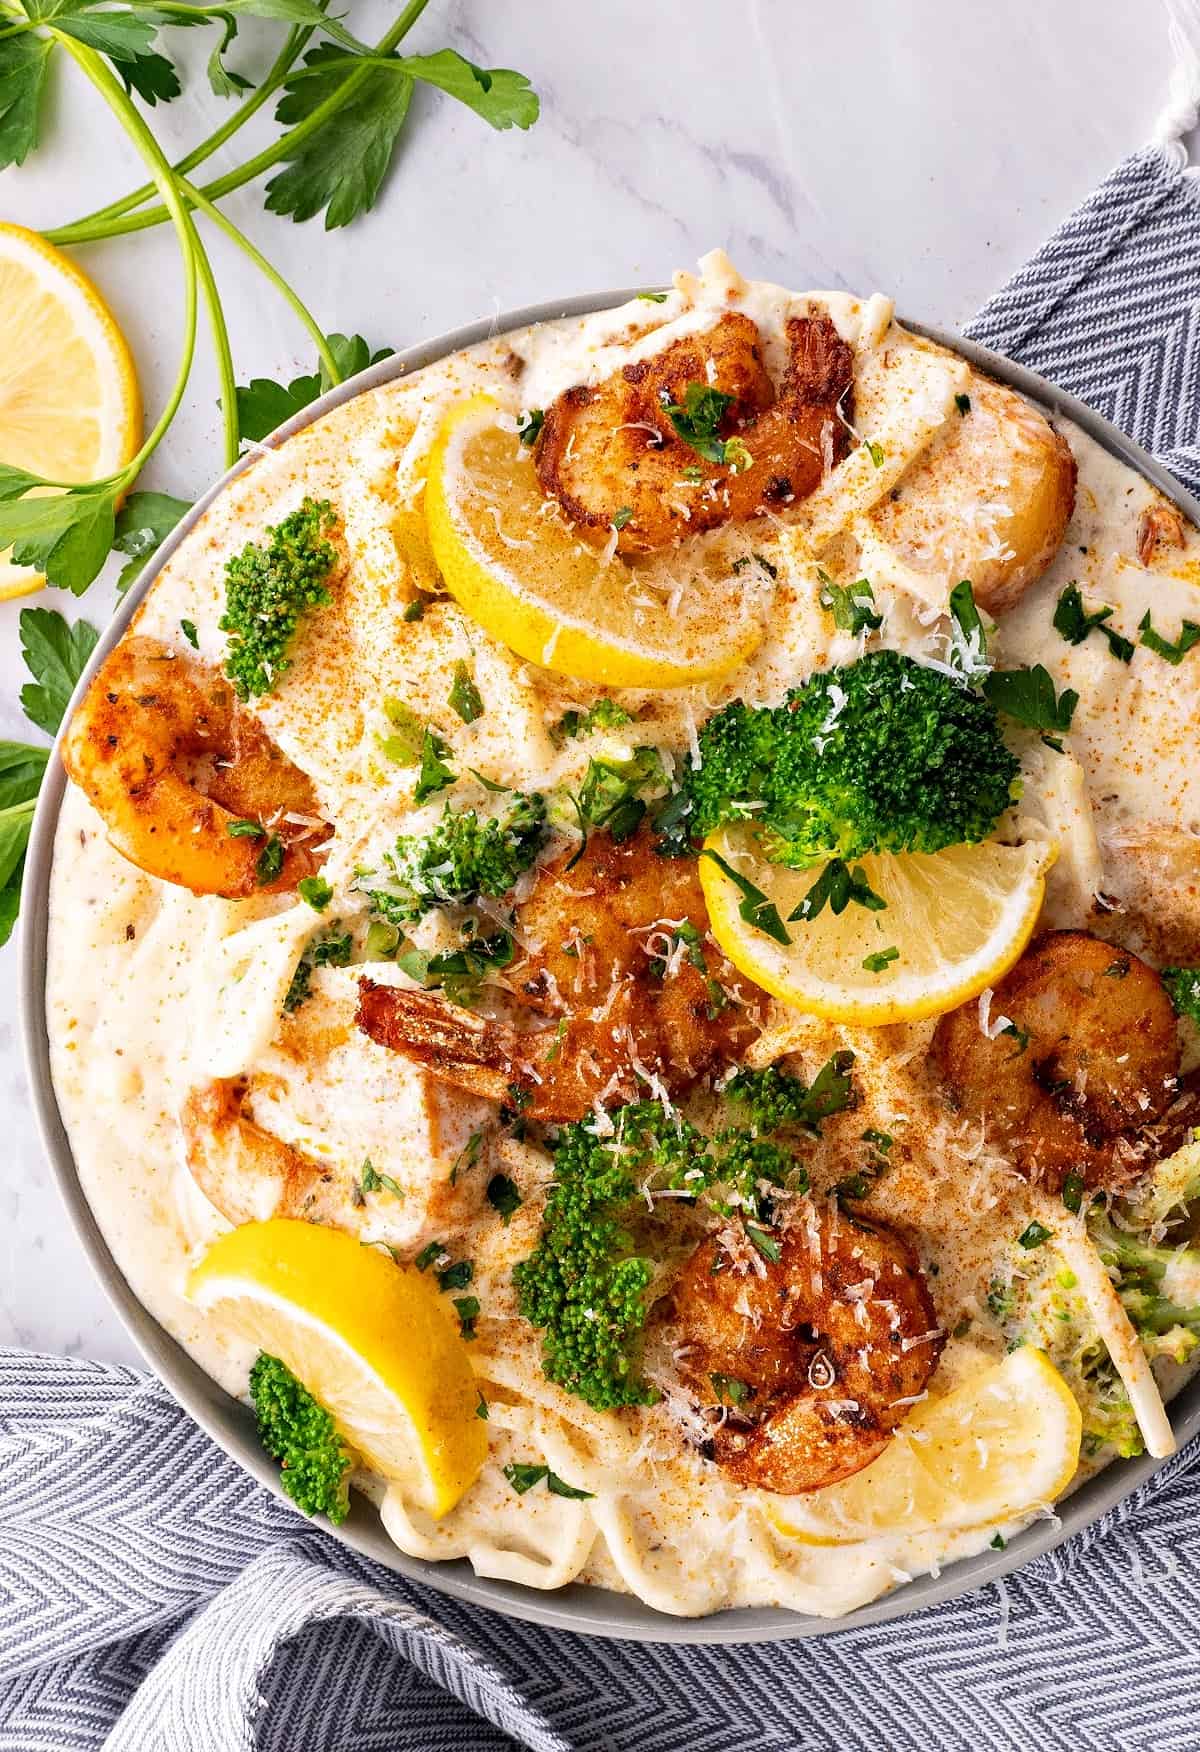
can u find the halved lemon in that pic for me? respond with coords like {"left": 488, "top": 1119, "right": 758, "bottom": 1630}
{"left": 700, "top": 826, "right": 1055, "bottom": 1024}
{"left": 0, "top": 223, "right": 141, "bottom": 599}
{"left": 767, "top": 1347, "right": 1082, "bottom": 1545}
{"left": 423, "top": 394, "right": 772, "bottom": 688}
{"left": 188, "top": 1219, "right": 487, "bottom": 1519}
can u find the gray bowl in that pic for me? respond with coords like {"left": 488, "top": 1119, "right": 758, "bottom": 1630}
{"left": 20, "top": 289, "right": 1200, "bottom": 1644}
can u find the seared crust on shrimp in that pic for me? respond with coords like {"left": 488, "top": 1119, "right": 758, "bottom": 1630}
{"left": 181, "top": 1077, "right": 334, "bottom": 1224}
{"left": 671, "top": 1201, "right": 942, "bottom": 1494}
{"left": 62, "top": 636, "right": 331, "bottom": 897}
{"left": 356, "top": 828, "right": 765, "bottom": 1123}
{"left": 867, "top": 368, "right": 1075, "bottom": 614}
{"left": 535, "top": 312, "right": 854, "bottom": 555}
{"left": 931, "top": 930, "right": 1182, "bottom": 1191}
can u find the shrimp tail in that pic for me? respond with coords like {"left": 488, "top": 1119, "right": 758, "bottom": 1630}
{"left": 356, "top": 979, "right": 527, "bottom": 1106}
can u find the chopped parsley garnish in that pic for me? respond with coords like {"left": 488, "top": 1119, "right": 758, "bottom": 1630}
{"left": 948, "top": 578, "right": 988, "bottom": 670}
{"left": 502, "top": 1462, "right": 594, "bottom": 1499}
{"left": 818, "top": 571, "right": 882, "bottom": 635}
{"left": 864, "top": 438, "right": 884, "bottom": 468}
{"left": 636, "top": 290, "right": 668, "bottom": 303}
{"left": 1163, "top": 967, "right": 1200, "bottom": 1027}
{"left": 283, "top": 926, "right": 353, "bottom": 1012}
{"left": 476, "top": 1394, "right": 490, "bottom": 1420}
{"left": 360, "top": 1157, "right": 405, "bottom": 1200}
{"left": 453, "top": 1295, "right": 481, "bottom": 1339}
{"left": 1062, "top": 1172, "right": 1084, "bottom": 1215}
{"left": 437, "top": 1257, "right": 474, "bottom": 1293}
{"left": 378, "top": 697, "right": 425, "bottom": 766}
{"left": 221, "top": 497, "right": 338, "bottom": 700}
{"left": 611, "top": 506, "right": 634, "bottom": 531}
{"left": 179, "top": 617, "right": 199, "bottom": 649}
{"left": 1018, "top": 1220, "right": 1052, "bottom": 1250}
{"left": 574, "top": 746, "right": 666, "bottom": 845}
{"left": 990, "top": 1532, "right": 1006, "bottom": 1550}
{"left": 449, "top": 661, "right": 484, "bottom": 724}
{"left": 517, "top": 409, "right": 544, "bottom": 446}
{"left": 402, "top": 595, "right": 427, "bottom": 622}
{"left": 1052, "top": 582, "right": 1134, "bottom": 663}
{"left": 414, "top": 729, "right": 456, "bottom": 803}
{"left": 298, "top": 874, "right": 333, "bottom": 911}
{"left": 983, "top": 664, "right": 1079, "bottom": 738}
{"left": 660, "top": 382, "right": 741, "bottom": 466}
{"left": 710, "top": 1373, "right": 754, "bottom": 1406}
{"left": 1001, "top": 1021, "right": 1030, "bottom": 1057}
{"left": 699, "top": 848, "right": 790, "bottom": 944}
{"left": 256, "top": 835, "right": 285, "bottom": 886}
{"left": 863, "top": 1128, "right": 893, "bottom": 1152}
{"left": 1138, "top": 610, "right": 1200, "bottom": 665}
{"left": 790, "top": 858, "right": 886, "bottom": 923}
{"left": 226, "top": 817, "right": 265, "bottom": 837}
{"left": 487, "top": 1173, "right": 522, "bottom": 1223}
{"left": 745, "top": 1223, "right": 782, "bottom": 1263}
{"left": 450, "top": 1131, "right": 484, "bottom": 1184}
{"left": 955, "top": 393, "right": 972, "bottom": 415}
{"left": 414, "top": 1240, "right": 445, "bottom": 1271}
{"left": 862, "top": 945, "right": 899, "bottom": 973}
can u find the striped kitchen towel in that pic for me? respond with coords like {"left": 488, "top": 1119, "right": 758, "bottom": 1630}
{"left": 7, "top": 142, "right": 1200, "bottom": 1752}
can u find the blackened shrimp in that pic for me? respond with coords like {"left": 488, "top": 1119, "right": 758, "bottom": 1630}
{"left": 671, "top": 1199, "right": 942, "bottom": 1494}
{"left": 62, "top": 635, "right": 331, "bottom": 897}
{"left": 534, "top": 311, "right": 855, "bottom": 555}
{"left": 357, "top": 828, "right": 765, "bottom": 1123}
{"left": 931, "top": 930, "right": 1183, "bottom": 1191}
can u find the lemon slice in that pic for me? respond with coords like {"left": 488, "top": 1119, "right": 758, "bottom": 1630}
{"left": 424, "top": 394, "right": 772, "bottom": 688}
{"left": 188, "top": 1219, "right": 487, "bottom": 1518}
{"left": 700, "top": 825, "right": 1054, "bottom": 1024}
{"left": 767, "top": 1347, "right": 1082, "bottom": 1545}
{"left": 0, "top": 223, "right": 141, "bottom": 599}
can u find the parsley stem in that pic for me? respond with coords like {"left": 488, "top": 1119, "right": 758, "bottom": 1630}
{"left": 44, "top": 0, "right": 433, "bottom": 245}
{"left": 50, "top": 36, "right": 199, "bottom": 486}
{"left": 191, "top": 227, "right": 239, "bottom": 470}
{"left": 177, "top": 176, "right": 341, "bottom": 388}
{"left": 0, "top": 18, "right": 38, "bottom": 39}
{"left": 44, "top": 23, "right": 318, "bottom": 242}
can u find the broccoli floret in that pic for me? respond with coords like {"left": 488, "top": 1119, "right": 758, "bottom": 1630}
{"left": 513, "top": 1103, "right": 806, "bottom": 1410}
{"left": 1089, "top": 1212, "right": 1200, "bottom": 1341}
{"left": 248, "top": 1353, "right": 353, "bottom": 1523}
{"left": 364, "top": 793, "right": 547, "bottom": 924}
{"left": 660, "top": 649, "right": 1019, "bottom": 864}
{"left": 725, "top": 1051, "right": 857, "bottom": 1136}
{"left": 221, "top": 497, "right": 339, "bottom": 699}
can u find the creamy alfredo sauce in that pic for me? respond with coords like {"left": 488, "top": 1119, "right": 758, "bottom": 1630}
{"left": 46, "top": 254, "right": 1200, "bottom": 1617}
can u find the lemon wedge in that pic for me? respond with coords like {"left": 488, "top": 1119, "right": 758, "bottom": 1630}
{"left": 767, "top": 1347, "right": 1082, "bottom": 1545}
{"left": 423, "top": 393, "right": 772, "bottom": 687}
{"left": 188, "top": 1219, "right": 487, "bottom": 1518}
{"left": 0, "top": 223, "right": 141, "bottom": 599}
{"left": 699, "top": 825, "right": 1054, "bottom": 1024}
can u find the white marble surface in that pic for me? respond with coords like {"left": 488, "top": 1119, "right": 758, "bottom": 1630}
{"left": 0, "top": 0, "right": 1191, "bottom": 1366}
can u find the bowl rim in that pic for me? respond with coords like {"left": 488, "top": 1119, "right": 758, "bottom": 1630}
{"left": 20, "top": 285, "right": 1200, "bottom": 1645}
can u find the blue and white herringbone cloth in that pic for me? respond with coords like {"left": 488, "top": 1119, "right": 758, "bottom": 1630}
{"left": 7, "top": 145, "right": 1200, "bottom": 1752}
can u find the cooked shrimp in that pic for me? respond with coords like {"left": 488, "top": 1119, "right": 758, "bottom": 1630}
{"left": 181, "top": 1077, "right": 336, "bottom": 1225}
{"left": 62, "top": 635, "right": 331, "bottom": 897}
{"left": 670, "top": 1199, "right": 942, "bottom": 1494}
{"left": 1137, "top": 499, "right": 1186, "bottom": 569}
{"left": 535, "top": 312, "right": 854, "bottom": 555}
{"left": 866, "top": 368, "right": 1076, "bottom": 614}
{"left": 931, "top": 930, "right": 1182, "bottom": 1191}
{"left": 356, "top": 828, "right": 765, "bottom": 1123}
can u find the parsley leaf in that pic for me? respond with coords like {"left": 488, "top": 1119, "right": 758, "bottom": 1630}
{"left": 789, "top": 858, "right": 886, "bottom": 923}
{"left": 1052, "top": 582, "right": 1133, "bottom": 663}
{"left": 661, "top": 382, "right": 736, "bottom": 465}
{"left": 699, "top": 848, "right": 790, "bottom": 944}
{"left": 502, "top": 1461, "right": 593, "bottom": 1499}
{"left": 298, "top": 874, "right": 333, "bottom": 911}
{"left": 18, "top": 607, "right": 99, "bottom": 736}
{"left": 449, "top": 661, "right": 484, "bottom": 724}
{"left": 0, "top": 35, "right": 53, "bottom": 170}
{"left": 112, "top": 491, "right": 192, "bottom": 596}
{"left": 818, "top": 571, "right": 882, "bottom": 635}
{"left": 0, "top": 468, "right": 118, "bottom": 597}
{"left": 1138, "top": 610, "right": 1200, "bottom": 665}
{"left": 266, "top": 46, "right": 416, "bottom": 229}
{"left": 983, "top": 664, "right": 1078, "bottom": 736}
{"left": 1018, "top": 1220, "right": 1052, "bottom": 1250}
{"left": 862, "top": 945, "right": 899, "bottom": 973}
{"left": 396, "top": 49, "right": 539, "bottom": 129}
{"left": 236, "top": 333, "right": 394, "bottom": 442}
{"left": 0, "top": 739, "right": 49, "bottom": 947}
{"left": 1163, "top": 967, "right": 1200, "bottom": 1028}
{"left": 413, "top": 729, "right": 456, "bottom": 804}
{"left": 487, "top": 1172, "right": 522, "bottom": 1223}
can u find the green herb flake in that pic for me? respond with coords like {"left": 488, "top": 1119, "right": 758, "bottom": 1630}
{"left": 1062, "top": 1172, "right": 1084, "bottom": 1215}
{"left": 179, "top": 618, "right": 199, "bottom": 649}
{"left": 1018, "top": 1220, "right": 1052, "bottom": 1250}
{"left": 449, "top": 661, "right": 484, "bottom": 724}
{"left": 517, "top": 409, "right": 544, "bottom": 447}
{"left": 983, "top": 664, "right": 1079, "bottom": 736}
{"left": 1052, "top": 582, "right": 1133, "bottom": 664}
{"left": 818, "top": 570, "right": 883, "bottom": 636}
{"left": 699, "top": 848, "right": 791, "bottom": 944}
{"left": 1138, "top": 610, "right": 1200, "bottom": 666}
{"left": 475, "top": 1394, "right": 490, "bottom": 1420}
{"left": 636, "top": 291, "right": 668, "bottom": 303}
{"left": 745, "top": 1223, "right": 782, "bottom": 1263}
{"left": 487, "top": 1172, "right": 522, "bottom": 1223}
{"left": 791, "top": 858, "right": 886, "bottom": 924}
{"left": 502, "top": 1461, "right": 593, "bottom": 1499}
{"left": 710, "top": 1373, "right": 754, "bottom": 1407}
{"left": 611, "top": 506, "right": 634, "bottom": 532}
{"left": 862, "top": 945, "right": 899, "bottom": 973}
{"left": 955, "top": 393, "right": 972, "bottom": 415}
{"left": 453, "top": 1294, "right": 481, "bottom": 1339}
{"left": 360, "top": 1157, "right": 405, "bottom": 1201}
{"left": 414, "top": 1240, "right": 445, "bottom": 1272}
{"left": 255, "top": 835, "right": 285, "bottom": 886}
{"left": 226, "top": 817, "right": 265, "bottom": 838}
{"left": 402, "top": 596, "right": 427, "bottom": 622}
{"left": 1163, "top": 967, "right": 1200, "bottom": 1028}
{"left": 436, "top": 1257, "right": 474, "bottom": 1293}
{"left": 413, "top": 729, "right": 456, "bottom": 804}
{"left": 298, "top": 875, "right": 333, "bottom": 912}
